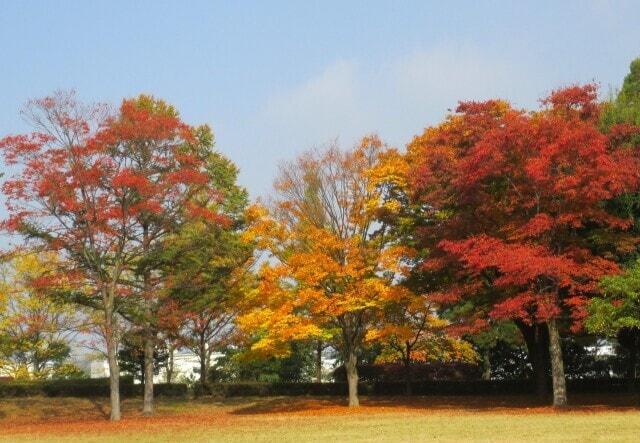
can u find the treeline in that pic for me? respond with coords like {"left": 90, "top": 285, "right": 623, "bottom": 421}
{"left": 2, "top": 59, "right": 640, "bottom": 420}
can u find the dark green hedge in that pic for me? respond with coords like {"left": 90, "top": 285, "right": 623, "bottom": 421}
{"left": 195, "top": 377, "right": 635, "bottom": 397}
{"left": 194, "top": 381, "right": 348, "bottom": 397}
{"left": 2, "top": 377, "right": 632, "bottom": 398}
{"left": 0, "top": 377, "right": 187, "bottom": 398}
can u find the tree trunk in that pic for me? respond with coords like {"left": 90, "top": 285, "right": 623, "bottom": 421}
{"left": 404, "top": 354, "right": 413, "bottom": 396}
{"left": 141, "top": 227, "right": 154, "bottom": 416}
{"left": 199, "top": 334, "right": 207, "bottom": 385}
{"left": 316, "top": 341, "right": 323, "bottom": 383}
{"left": 533, "top": 325, "right": 550, "bottom": 398}
{"left": 105, "top": 309, "right": 121, "bottom": 421}
{"left": 630, "top": 345, "right": 638, "bottom": 393}
{"left": 345, "top": 350, "right": 359, "bottom": 407}
{"left": 482, "top": 349, "right": 491, "bottom": 381}
{"left": 516, "top": 320, "right": 550, "bottom": 398}
{"left": 166, "top": 343, "right": 174, "bottom": 384}
{"left": 142, "top": 334, "right": 154, "bottom": 416}
{"left": 547, "top": 318, "right": 567, "bottom": 407}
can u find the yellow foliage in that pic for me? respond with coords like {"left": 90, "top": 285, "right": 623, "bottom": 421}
{"left": 238, "top": 136, "right": 424, "bottom": 356}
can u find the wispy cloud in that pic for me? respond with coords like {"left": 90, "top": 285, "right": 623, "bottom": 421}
{"left": 243, "top": 44, "right": 542, "bottom": 196}
{"left": 260, "top": 60, "right": 365, "bottom": 149}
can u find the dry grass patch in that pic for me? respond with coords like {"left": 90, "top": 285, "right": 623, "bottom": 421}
{"left": 1, "top": 395, "right": 639, "bottom": 442}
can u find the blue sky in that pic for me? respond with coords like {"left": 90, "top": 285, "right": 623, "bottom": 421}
{"left": 1, "top": 0, "right": 639, "bottom": 198}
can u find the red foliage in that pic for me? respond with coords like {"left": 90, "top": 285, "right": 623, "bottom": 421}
{"left": 541, "top": 84, "right": 600, "bottom": 121}
{"left": 409, "top": 85, "right": 640, "bottom": 329}
{"left": 0, "top": 93, "right": 224, "bottom": 312}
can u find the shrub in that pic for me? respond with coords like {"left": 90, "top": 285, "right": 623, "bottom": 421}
{"left": 42, "top": 377, "right": 135, "bottom": 397}
{"left": 0, "top": 380, "right": 46, "bottom": 397}
{"left": 333, "top": 362, "right": 482, "bottom": 383}
{"left": 197, "top": 378, "right": 635, "bottom": 398}
{"left": 0, "top": 377, "right": 187, "bottom": 398}
{"left": 195, "top": 382, "right": 351, "bottom": 397}
{"left": 151, "top": 383, "right": 188, "bottom": 397}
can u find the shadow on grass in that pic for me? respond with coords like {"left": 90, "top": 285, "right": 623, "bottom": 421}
{"left": 230, "top": 394, "right": 640, "bottom": 415}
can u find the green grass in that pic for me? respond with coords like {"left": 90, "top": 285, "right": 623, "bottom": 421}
{"left": 1, "top": 396, "right": 639, "bottom": 442}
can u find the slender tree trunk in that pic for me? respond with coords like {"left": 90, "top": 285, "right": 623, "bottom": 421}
{"left": 32, "top": 333, "right": 42, "bottom": 375}
{"left": 547, "top": 318, "right": 567, "bottom": 407}
{"left": 482, "top": 349, "right": 491, "bottom": 381}
{"left": 205, "top": 349, "right": 211, "bottom": 380}
{"left": 141, "top": 228, "right": 154, "bottom": 416}
{"left": 105, "top": 306, "right": 121, "bottom": 421}
{"left": 345, "top": 350, "right": 359, "bottom": 407}
{"left": 199, "top": 334, "right": 207, "bottom": 385}
{"left": 316, "top": 341, "right": 323, "bottom": 383}
{"left": 166, "top": 343, "right": 174, "bottom": 384}
{"left": 142, "top": 333, "right": 154, "bottom": 416}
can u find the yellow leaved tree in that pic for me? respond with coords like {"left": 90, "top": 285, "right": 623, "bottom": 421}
{"left": 0, "top": 252, "right": 85, "bottom": 379}
{"left": 239, "top": 136, "right": 421, "bottom": 406}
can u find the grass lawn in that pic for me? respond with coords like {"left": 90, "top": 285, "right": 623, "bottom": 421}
{"left": 1, "top": 395, "right": 639, "bottom": 442}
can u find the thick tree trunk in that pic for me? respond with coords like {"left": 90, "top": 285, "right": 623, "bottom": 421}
{"left": 345, "top": 351, "right": 359, "bottom": 407}
{"left": 516, "top": 320, "right": 550, "bottom": 398}
{"left": 404, "top": 354, "right": 413, "bottom": 396}
{"left": 547, "top": 318, "right": 567, "bottom": 407}
{"left": 533, "top": 325, "right": 550, "bottom": 398}
{"left": 617, "top": 328, "right": 640, "bottom": 392}
{"left": 630, "top": 346, "right": 638, "bottom": 393}
{"left": 316, "top": 341, "right": 323, "bottom": 383}
{"left": 482, "top": 349, "right": 491, "bottom": 381}
{"left": 105, "top": 309, "right": 121, "bottom": 421}
{"left": 142, "top": 334, "right": 154, "bottom": 416}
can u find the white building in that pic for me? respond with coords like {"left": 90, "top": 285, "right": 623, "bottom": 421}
{"left": 89, "top": 349, "right": 222, "bottom": 383}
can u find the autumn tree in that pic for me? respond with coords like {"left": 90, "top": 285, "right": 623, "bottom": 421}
{"left": 0, "top": 252, "right": 84, "bottom": 379}
{"left": 365, "top": 137, "right": 477, "bottom": 395}
{"left": 162, "top": 151, "right": 253, "bottom": 386}
{"left": 0, "top": 92, "right": 128, "bottom": 419}
{"left": 407, "top": 86, "right": 640, "bottom": 406}
{"left": 97, "top": 95, "right": 227, "bottom": 416}
{"left": 0, "top": 92, "right": 220, "bottom": 420}
{"left": 240, "top": 137, "right": 415, "bottom": 406}
{"left": 366, "top": 293, "right": 476, "bottom": 395}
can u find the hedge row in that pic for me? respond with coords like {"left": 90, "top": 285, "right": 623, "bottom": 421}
{"left": 196, "top": 378, "right": 636, "bottom": 397}
{"left": 0, "top": 378, "right": 187, "bottom": 398}
{"left": 2, "top": 377, "right": 633, "bottom": 398}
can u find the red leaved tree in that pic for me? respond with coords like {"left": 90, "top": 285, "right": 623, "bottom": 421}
{"left": 0, "top": 92, "right": 221, "bottom": 420}
{"left": 408, "top": 86, "right": 640, "bottom": 406}
{"left": 96, "top": 96, "right": 225, "bottom": 416}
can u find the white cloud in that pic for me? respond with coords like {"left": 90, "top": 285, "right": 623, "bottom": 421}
{"left": 395, "top": 45, "right": 523, "bottom": 107}
{"left": 239, "top": 45, "right": 541, "bottom": 197}
{"left": 261, "top": 60, "right": 367, "bottom": 149}
{"left": 387, "top": 44, "right": 539, "bottom": 139}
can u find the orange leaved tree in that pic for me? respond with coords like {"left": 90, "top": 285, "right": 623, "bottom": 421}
{"left": 239, "top": 136, "right": 411, "bottom": 406}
